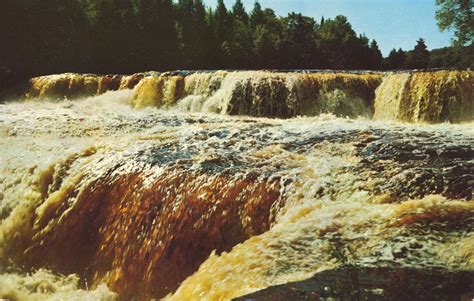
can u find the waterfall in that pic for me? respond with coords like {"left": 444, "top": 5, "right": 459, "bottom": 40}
{"left": 1, "top": 70, "right": 472, "bottom": 300}
{"left": 18, "top": 70, "right": 473, "bottom": 123}
{"left": 134, "top": 71, "right": 382, "bottom": 118}
{"left": 22, "top": 73, "right": 145, "bottom": 100}
{"left": 374, "top": 70, "right": 473, "bottom": 123}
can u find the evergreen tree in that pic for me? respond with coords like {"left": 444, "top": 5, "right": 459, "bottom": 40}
{"left": 397, "top": 48, "right": 408, "bottom": 69}
{"left": 0, "top": 0, "right": 88, "bottom": 75}
{"left": 214, "top": 0, "right": 231, "bottom": 65}
{"left": 429, "top": 43, "right": 474, "bottom": 68}
{"left": 232, "top": 0, "right": 248, "bottom": 23}
{"left": 176, "top": 0, "right": 210, "bottom": 68}
{"left": 254, "top": 26, "right": 274, "bottom": 68}
{"left": 352, "top": 34, "right": 371, "bottom": 68}
{"left": 229, "top": 1, "right": 252, "bottom": 68}
{"left": 251, "top": 8, "right": 282, "bottom": 68}
{"left": 317, "top": 15, "right": 364, "bottom": 68}
{"left": 215, "top": 0, "right": 230, "bottom": 42}
{"left": 385, "top": 49, "right": 398, "bottom": 69}
{"left": 250, "top": 1, "right": 265, "bottom": 28}
{"left": 280, "top": 13, "right": 317, "bottom": 68}
{"left": 133, "top": 0, "right": 178, "bottom": 70}
{"left": 2, "top": 0, "right": 434, "bottom": 76}
{"left": 384, "top": 48, "right": 407, "bottom": 69}
{"left": 406, "top": 38, "right": 430, "bottom": 69}
{"left": 84, "top": 0, "right": 138, "bottom": 73}
{"left": 368, "top": 39, "right": 383, "bottom": 69}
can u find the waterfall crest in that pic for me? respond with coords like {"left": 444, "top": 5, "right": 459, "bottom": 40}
{"left": 133, "top": 71, "right": 382, "bottom": 118}
{"left": 17, "top": 70, "right": 473, "bottom": 123}
{"left": 374, "top": 70, "right": 473, "bottom": 123}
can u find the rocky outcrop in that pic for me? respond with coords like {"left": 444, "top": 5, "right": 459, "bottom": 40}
{"left": 235, "top": 266, "right": 474, "bottom": 301}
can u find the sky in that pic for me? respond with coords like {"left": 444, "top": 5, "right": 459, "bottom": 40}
{"left": 202, "top": 0, "right": 454, "bottom": 56}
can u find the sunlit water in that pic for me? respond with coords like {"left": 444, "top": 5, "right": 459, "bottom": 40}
{"left": 0, "top": 89, "right": 472, "bottom": 300}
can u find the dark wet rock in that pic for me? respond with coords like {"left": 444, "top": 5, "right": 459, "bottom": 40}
{"left": 276, "top": 126, "right": 472, "bottom": 201}
{"left": 352, "top": 130, "right": 473, "bottom": 200}
{"left": 0, "top": 69, "right": 28, "bottom": 103}
{"left": 227, "top": 77, "right": 292, "bottom": 118}
{"left": 234, "top": 266, "right": 474, "bottom": 301}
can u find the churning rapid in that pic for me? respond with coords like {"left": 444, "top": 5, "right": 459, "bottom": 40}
{"left": 0, "top": 70, "right": 473, "bottom": 300}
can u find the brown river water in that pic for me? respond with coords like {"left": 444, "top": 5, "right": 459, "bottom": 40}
{"left": 0, "top": 70, "right": 472, "bottom": 300}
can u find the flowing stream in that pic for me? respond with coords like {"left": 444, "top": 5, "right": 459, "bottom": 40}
{"left": 0, "top": 70, "right": 473, "bottom": 300}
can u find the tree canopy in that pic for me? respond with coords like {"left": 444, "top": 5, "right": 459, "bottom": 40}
{"left": 435, "top": 0, "right": 474, "bottom": 46}
{"left": 0, "top": 0, "right": 471, "bottom": 80}
{"left": 406, "top": 38, "right": 431, "bottom": 69}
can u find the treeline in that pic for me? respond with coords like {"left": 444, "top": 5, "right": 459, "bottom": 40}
{"left": 385, "top": 38, "right": 473, "bottom": 69}
{"left": 0, "top": 0, "right": 472, "bottom": 79}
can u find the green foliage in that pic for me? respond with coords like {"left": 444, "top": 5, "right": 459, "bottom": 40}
{"left": 215, "top": 0, "right": 230, "bottom": 43}
{"left": 318, "top": 15, "right": 356, "bottom": 68}
{"left": 253, "top": 26, "right": 276, "bottom": 68}
{"left": 252, "top": 8, "right": 282, "bottom": 68}
{"left": 85, "top": 0, "right": 138, "bottom": 72}
{"left": 280, "top": 13, "right": 317, "bottom": 68}
{"left": 384, "top": 40, "right": 471, "bottom": 70}
{"left": 368, "top": 40, "right": 384, "bottom": 70}
{"left": 317, "top": 16, "right": 376, "bottom": 69}
{"left": 406, "top": 38, "right": 431, "bottom": 69}
{"left": 0, "top": 0, "right": 86, "bottom": 75}
{"left": 250, "top": 1, "right": 265, "bottom": 28}
{"left": 436, "top": 0, "right": 474, "bottom": 46}
{"left": 177, "top": 0, "right": 210, "bottom": 68}
{"left": 0, "top": 0, "right": 469, "bottom": 78}
{"left": 429, "top": 43, "right": 474, "bottom": 68}
{"left": 384, "top": 48, "right": 407, "bottom": 69}
{"left": 232, "top": 0, "right": 248, "bottom": 23}
{"left": 133, "top": 0, "right": 178, "bottom": 70}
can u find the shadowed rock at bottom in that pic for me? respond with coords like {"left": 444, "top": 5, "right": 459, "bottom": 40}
{"left": 234, "top": 266, "right": 474, "bottom": 301}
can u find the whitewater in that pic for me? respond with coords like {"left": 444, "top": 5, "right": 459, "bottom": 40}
{"left": 0, "top": 70, "right": 472, "bottom": 300}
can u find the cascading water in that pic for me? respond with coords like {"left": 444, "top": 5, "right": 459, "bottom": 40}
{"left": 373, "top": 70, "right": 473, "bottom": 123}
{"left": 133, "top": 71, "right": 383, "bottom": 118}
{"left": 0, "top": 70, "right": 473, "bottom": 300}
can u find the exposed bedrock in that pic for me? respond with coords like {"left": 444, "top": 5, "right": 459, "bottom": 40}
{"left": 234, "top": 266, "right": 474, "bottom": 301}
{"left": 352, "top": 129, "right": 473, "bottom": 200}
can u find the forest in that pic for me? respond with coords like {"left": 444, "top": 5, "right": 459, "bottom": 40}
{"left": 0, "top": 0, "right": 472, "bottom": 80}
